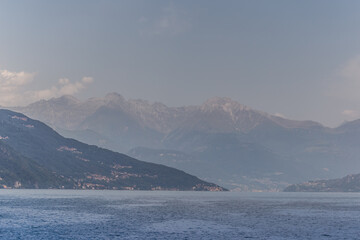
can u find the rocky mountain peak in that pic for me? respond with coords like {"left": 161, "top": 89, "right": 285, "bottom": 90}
{"left": 105, "top": 92, "right": 125, "bottom": 104}
{"left": 28, "top": 95, "right": 81, "bottom": 107}
{"left": 56, "top": 95, "right": 81, "bottom": 104}
{"left": 201, "top": 97, "right": 250, "bottom": 112}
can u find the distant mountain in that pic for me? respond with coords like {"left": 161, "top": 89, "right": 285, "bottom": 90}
{"left": 128, "top": 143, "right": 299, "bottom": 192}
{"left": 0, "top": 109, "right": 225, "bottom": 191}
{"left": 284, "top": 174, "right": 360, "bottom": 192}
{"left": 12, "top": 93, "right": 360, "bottom": 191}
{"left": 17, "top": 94, "right": 323, "bottom": 152}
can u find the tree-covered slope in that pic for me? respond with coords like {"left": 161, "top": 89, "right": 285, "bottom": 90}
{"left": 0, "top": 109, "right": 226, "bottom": 191}
{"left": 284, "top": 174, "right": 360, "bottom": 192}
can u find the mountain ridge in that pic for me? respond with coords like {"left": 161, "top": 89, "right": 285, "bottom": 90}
{"left": 10, "top": 93, "right": 360, "bottom": 191}
{"left": 15, "top": 93, "right": 327, "bottom": 135}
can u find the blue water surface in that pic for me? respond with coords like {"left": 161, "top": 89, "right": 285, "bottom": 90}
{"left": 0, "top": 190, "right": 359, "bottom": 239}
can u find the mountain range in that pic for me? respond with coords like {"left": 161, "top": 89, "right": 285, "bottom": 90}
{"left": 0, "top": 109, "right": 225, "bottom": 191}
{"left": 12, "top": 93, "right": 360, "bottom": 191}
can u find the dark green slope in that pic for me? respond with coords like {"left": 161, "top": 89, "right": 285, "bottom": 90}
{"left": 0, "top": 109, "right": 226, "bottom": 191}
{"left": 0, "top": 141, "right": 65, "bottom": 188}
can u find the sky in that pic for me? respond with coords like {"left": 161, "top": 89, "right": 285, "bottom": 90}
{"left": 0, "top": 0, "right": 360, "bottom": 127}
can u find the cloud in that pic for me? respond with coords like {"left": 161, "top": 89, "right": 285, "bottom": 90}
{"left": 29, "top": 76, "right": 93, "bottom": 101}
{"left": 82, "top": 77, "right": 93, "bottom": 84}
{"left": 341, "top": 55, "right": 360, "bottom": 80}
{"left": 328, "top": 55, "right": 360, "bottom": 101}
{"left": 0, "top": 70, "right": 37, "bottom": 106}
{"left": 342, "top": 109, "right": 360, "bottom": 119}
{"left": 139, "top": 4, "right": 192, "bottom": 36}
{"left": 273, "top": 112, "right": 286, "bottom": 118}
{"left": 0, "top": 70, "right": 36, "bottom": 92}
{"left": 0, "top": 69, "right": 93, "bottom": 106}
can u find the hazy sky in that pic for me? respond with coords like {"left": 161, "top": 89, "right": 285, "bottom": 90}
{"left": 1, "top": 0, "right": 360, "bottom": 126}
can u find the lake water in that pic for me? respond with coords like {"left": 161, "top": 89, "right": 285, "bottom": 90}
{"left": 0, "top": 190, "right": 359, "bottom": 239}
